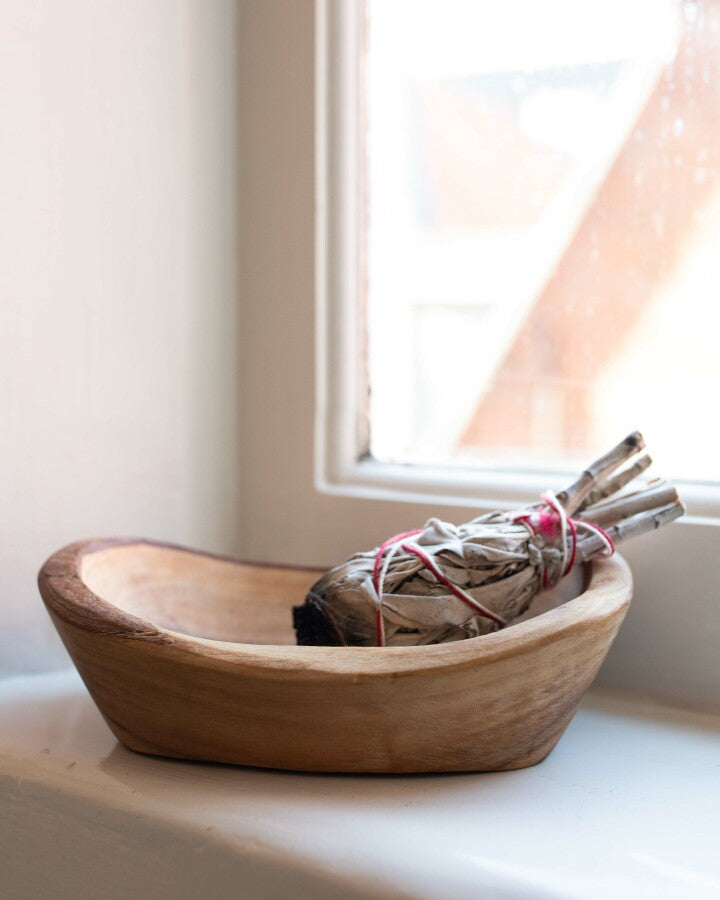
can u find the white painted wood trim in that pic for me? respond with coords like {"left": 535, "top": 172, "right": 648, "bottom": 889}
{"left": 314, "top": 2, "right": 720, "bottom": 525}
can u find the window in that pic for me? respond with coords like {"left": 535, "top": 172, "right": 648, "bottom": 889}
{"left": 364, "top": 0, "right": 720, "bottom": 482}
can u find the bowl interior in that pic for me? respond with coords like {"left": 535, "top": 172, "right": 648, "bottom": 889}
{"left": 80, "top": 542, "right": 587, "bottom": 647}
{"left": 81, "top": 544, "right": 322, "bottom": 644}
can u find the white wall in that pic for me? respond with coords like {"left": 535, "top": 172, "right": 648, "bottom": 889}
{"left": 0, "top": 1, "right": 242, "bottom": 673}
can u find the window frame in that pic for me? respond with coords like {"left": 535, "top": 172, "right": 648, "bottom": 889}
{"left": 316, "top": 0, "right": 720, "bottom": 524}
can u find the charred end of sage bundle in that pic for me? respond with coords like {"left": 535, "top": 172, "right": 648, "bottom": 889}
{"left": 293, "top": 432, "right": 685, "bottom": 647}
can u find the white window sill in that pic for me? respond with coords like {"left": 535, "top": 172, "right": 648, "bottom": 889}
{"left": 2, "top": 669, "right": 719, "bottom": 899}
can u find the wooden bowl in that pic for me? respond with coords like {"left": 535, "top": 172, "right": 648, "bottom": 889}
{"left": 38, "top": 538, "right": 632, "bottom": 773}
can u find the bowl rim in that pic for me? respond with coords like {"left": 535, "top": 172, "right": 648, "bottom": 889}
{"left": 39, "top": 537, "right": 632, "bottom": 679}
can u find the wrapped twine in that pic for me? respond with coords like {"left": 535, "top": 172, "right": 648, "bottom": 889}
{"left": 293, "top": 433, "right": 684, "bottom": 647}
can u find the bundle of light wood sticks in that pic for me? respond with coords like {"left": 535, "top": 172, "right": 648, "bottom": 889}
{"left": 293, "top": 432, "right": 684, "bottom": 647}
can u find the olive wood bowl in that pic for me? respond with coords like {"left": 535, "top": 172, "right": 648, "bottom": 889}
{"left": 38, "top": 538, "right": 632, "bottom": 773}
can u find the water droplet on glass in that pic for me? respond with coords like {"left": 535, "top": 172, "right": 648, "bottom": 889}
{"left": 673, "top": 117, "right": 685, "bottom": 137}
{"left": 683, "top": 1, "right": 698, "bottom": 25}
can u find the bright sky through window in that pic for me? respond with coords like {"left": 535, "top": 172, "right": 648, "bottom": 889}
{"left": 364, "top": 0, "right": 720, "bottom": 480}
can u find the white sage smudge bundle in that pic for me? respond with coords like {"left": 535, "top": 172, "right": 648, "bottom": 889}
{"left": 293, "top": 432, "right": 684, "bottom": 647}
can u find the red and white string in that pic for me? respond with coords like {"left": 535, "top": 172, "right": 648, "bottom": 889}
{"left": 512, "top": 490, "right": 614, "bottom": 588}
{"left": 371, "top": 528, "right": 509, "bottom": 647}
{"left": 371, "top": 497, "right": 615, "bottom": 647}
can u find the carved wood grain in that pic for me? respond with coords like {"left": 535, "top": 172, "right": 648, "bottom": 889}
{"left": 38, "top": 539, "right": 632, "bottom": 773}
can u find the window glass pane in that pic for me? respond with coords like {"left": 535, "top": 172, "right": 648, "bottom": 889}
{"left": 364, "top": 0, "right": 720, "bottom": 480}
